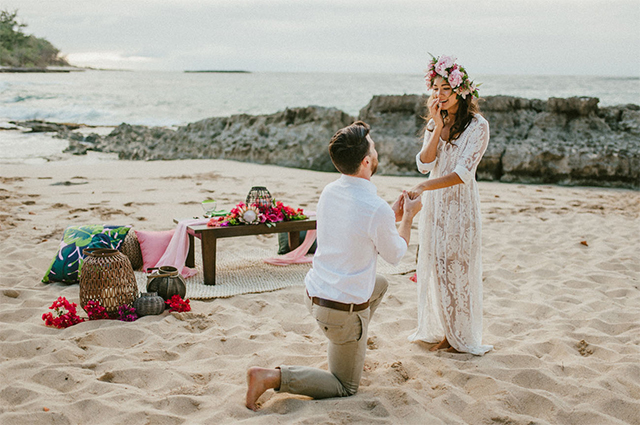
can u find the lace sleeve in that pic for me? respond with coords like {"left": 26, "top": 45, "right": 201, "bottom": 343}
{"left": 453, "top": 117, "right": 489, "bottom": 184}
{"left": 416, "top": 119, "right": 437, "bottom": 174}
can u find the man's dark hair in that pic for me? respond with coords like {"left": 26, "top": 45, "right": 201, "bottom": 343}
{"left": 328, "top": 121, "right": 371, "bottom": 175}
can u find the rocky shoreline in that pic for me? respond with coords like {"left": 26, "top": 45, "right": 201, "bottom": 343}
{"left": 13, "top": 95, "right": 640, "bottom": 189}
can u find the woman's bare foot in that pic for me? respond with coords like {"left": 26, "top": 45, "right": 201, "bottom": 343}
{"left": 429, "top": 337, "right": 451, "bottom": 351}
{"left": 446, "top": 346, "right": 461, "bottom": 353}
{"left": 246, "top": 367, "right": 281, "bottom": 411}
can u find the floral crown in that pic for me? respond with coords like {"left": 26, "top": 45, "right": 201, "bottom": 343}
{"left": 425, "top": 54, "right": 479, "bottom": 99}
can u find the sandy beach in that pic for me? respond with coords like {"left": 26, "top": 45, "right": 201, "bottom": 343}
{"left": 1, "top": 155, "right": 638, "bottom": 424}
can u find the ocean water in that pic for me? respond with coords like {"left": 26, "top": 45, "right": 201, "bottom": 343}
{"left": 1, "top": 71, "right": 638, "bottom": 127}
{"left": 0, "top": 71, "right": 638, "bottom": 162}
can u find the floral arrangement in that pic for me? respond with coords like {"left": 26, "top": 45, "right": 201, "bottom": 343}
{"left": 84, "top": 300, "right": 110, "bottom": 320}
{"left": 42, "top": 297, "right": 159, "bottom": 328}
{"left": 425, "top": 54, "right": 479, "bottom": 99}
{"left": 117, "top": 305, "right": 138, "bottom": 322}
{"left": 166, "top": 295, "right": 191, "bottom": 312}
{"left": 42, "top": 296, "right": 84, "bottom": 329}
{"left": 208, "top": 200, "right": 307, "bottom": 228}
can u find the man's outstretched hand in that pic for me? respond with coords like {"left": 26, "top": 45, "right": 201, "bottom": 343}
{"left": 402, "top": 190, "right": 422, "bottom": 220}
{"left": 391, "top": 192, "right": 405, "bottom": 222}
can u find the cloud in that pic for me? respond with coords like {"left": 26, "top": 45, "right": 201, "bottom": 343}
{"left": 8, "top": 0, "right": 640, "bottom": 75}
{"left": 65, "top": 51, "right": 156, "bottom": 69}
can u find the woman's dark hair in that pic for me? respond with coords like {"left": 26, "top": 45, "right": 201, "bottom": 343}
{"left": 329, "top": 121, "right": 371, "bottom": 175}
{"left": 425, "top": 94, "right": 480, "bottom": 142}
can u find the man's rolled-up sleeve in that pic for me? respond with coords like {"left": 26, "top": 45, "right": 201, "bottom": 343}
{"left": 371, "top": 204, "right": 407, "bottom": 266}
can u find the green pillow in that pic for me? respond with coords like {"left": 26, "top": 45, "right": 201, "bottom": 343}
{"left": 42, "top": 224, "right": 131, "bottom": 284}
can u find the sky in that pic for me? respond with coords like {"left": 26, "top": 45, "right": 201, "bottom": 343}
{"left": 4, "top": 0, "right": 639, "bottom": 76}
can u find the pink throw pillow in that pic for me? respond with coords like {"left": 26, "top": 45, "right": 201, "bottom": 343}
{"left": 135, "top": 229, "right": 175, "bottom": 272}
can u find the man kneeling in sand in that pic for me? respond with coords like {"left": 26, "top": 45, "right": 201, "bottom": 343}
{"left": 246, "top": 121, "right": 422, "bottom": 410}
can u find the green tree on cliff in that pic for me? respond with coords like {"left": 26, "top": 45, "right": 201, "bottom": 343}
{"left": 0, "top": 9, "right": 69, "bottom": 67}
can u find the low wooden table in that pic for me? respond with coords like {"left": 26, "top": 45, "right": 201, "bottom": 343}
{"left": 175, "top": 218, "right": 317, "bottom": 285}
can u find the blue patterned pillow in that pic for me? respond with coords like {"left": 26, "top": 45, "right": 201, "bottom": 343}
{"left": 42, "top": 224, "right": 131, "bottom": 284}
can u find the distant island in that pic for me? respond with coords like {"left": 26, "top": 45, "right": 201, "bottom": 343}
{"left": 184, "top": 70, "right": 251, "bottom": 73}
{"left": 0, "top": 9, "right": 71, "bottom": 71}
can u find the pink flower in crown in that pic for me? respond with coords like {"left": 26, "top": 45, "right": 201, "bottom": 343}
{"left": 425, "top": 70, "right": 436, "bottom": 89}
{"left": 448, "top": 69, "right": 464, "bottom": 88}
{"left": 456, "top": 83, "right": 472, "bottom": 99}
{"left": 435, "top": 55, "right": 456, "bottom": 77}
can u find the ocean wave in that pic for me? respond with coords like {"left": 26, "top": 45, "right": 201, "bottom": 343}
{"left": 0, "top": 72, "right": 637, "bottom": 128}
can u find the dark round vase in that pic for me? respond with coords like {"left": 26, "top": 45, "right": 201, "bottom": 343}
{"left": 133, "top": 292, "right": 165, "bottom": 316}
{"left": 146, "top": 266, "right": 187, "bottom": 301}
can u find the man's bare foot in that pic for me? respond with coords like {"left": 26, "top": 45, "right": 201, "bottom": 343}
{"left": 246, "top": 367, "right": 281, "bottom": 411}
{"left": 429, "top": 337, "right": 451, "bottom": 351}
{"left": 446, "top": 346, "right": 461, "bottom": 353}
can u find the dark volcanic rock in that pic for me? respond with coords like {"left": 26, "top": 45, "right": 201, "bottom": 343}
{"left": 547, "top": 96, "right": 599, "bottom": 116}
{"left": 12, "top": 119, "right": 81, "bottom": 133}
{"left": 57, "top": 96, "right": 640, "bottom": 189}
{"left": 480, "top": 96, "right": 639, "bottom": 187}
{"left": 358, "top": 94, "right": 427, "bottom": 175}
{"left": 359, "top": 95, "right": 639, "bottom": 187}
{"left": 85, "top": 106, "right": 354, "bottom": 171}
{"left": 63, "top": 132, "right": 102, "bottom": 155}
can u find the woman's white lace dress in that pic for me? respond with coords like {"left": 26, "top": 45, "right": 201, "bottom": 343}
{"left": 408, "top": 114, "right": 493, "bottom": 355}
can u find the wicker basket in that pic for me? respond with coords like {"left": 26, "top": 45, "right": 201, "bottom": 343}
{"left": 121, "top": 229, "right": 143, "bottom": 270}
{"left": 80, "top": 248, "right": 138, "bottom": 315}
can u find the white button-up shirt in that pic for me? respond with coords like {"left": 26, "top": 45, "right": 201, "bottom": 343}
{"left": 305, "top": 175, "right": 408, "bottom": 304}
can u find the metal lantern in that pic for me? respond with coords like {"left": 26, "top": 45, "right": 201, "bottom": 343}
{"left": 246, "top": 186, "right": 272, "bottom": 207}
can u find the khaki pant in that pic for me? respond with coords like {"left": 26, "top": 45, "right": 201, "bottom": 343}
{"left": 278, "top": 275, "right": 388, "bottom": 398}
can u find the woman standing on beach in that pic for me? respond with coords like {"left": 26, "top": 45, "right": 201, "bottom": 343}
{"left": 407, "top": 55, "right": 493, "bottom": 355}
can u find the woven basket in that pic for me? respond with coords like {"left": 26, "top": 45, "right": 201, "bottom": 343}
{"left": 133, "top": 292, "right": 165, "bottom": 316}
{"left": 80, "top": 248, "right": 138, "bottom": 314}
{"left": 121, "top": 229, "right": 143, "bottom": 270}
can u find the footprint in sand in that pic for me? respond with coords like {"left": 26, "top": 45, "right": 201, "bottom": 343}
{"left": 367, "top": 336, "right": 378, "bottom": 350}
{"left": 389, "top": 361, "right": 410, "bottom": 382}
{"left": 576, "top": 339, "right": 594, "bottom": 356}
{"left": 51, "top": 203, "right": 70, "bottom": 209}
{"left": 50, "top": 181, "right": 88, "bottom": 186}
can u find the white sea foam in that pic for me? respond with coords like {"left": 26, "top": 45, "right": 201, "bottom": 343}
{"left": 0, "top": 130, "right": 68, "bottom": 162}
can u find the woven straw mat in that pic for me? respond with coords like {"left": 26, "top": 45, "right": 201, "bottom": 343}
{"left": 134, "top": 246, "right": 415, "bottom": 300}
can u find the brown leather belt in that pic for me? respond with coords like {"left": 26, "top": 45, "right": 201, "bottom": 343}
{"left": 307, "top": 291, "right": 369, "bottom": 312}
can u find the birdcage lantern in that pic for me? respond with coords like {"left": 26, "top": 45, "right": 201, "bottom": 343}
{"left": 246, "top": 186, "right": 272, "bottom": 207}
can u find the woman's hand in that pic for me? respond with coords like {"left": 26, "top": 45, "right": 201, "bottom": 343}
{"left": 408, "top": 182, "right": 425, "bottom": 200}
{"left": 428, "top": 96, "right": 443, "bottom": 128}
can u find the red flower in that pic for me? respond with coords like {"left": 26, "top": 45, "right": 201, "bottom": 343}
{"left": 42, "top": 297, "right": 85, "bottom": 329}
{"left": 117, "top": 305, "right": 138, "bottom": 322}
{"left": 85, "top": 300, "right": 110, "bottom": 320}
{"left": 166, "top": 295, "right": 191, "bottom": 312}
{"left": 208, "top": 200, "right": 306, "bottom": 227}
